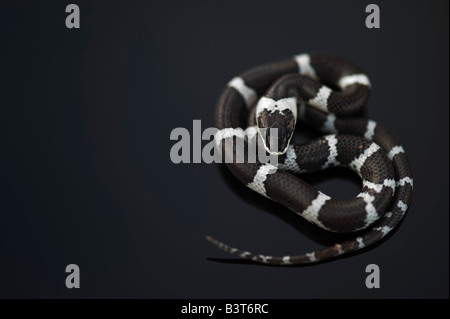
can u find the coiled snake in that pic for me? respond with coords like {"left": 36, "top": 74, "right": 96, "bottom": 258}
{"left": 207, "top": 54, "right": 413, "bottom": 265}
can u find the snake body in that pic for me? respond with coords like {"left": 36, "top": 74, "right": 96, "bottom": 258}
{"left": 207, "top": 54, "right": 413, "bottom": 265}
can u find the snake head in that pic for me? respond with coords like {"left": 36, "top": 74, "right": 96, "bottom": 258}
{"left": 256, "top": 97, "right": 297, "bottom": 155}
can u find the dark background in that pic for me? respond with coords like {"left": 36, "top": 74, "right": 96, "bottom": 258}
{"left": 0, "top": 0, "right": 448, "bottom": 298}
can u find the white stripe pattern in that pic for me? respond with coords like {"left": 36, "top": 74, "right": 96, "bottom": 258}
{"left": 364, "top": 120, "right": 377, "bottom": 140}
{"left": 306, "top": 252, "right": 317, "bottom": 262}
{"left": 356, "top": 237, "right": 365, "bottom": 249}
{"left": 334, "top": 244, "right": 344, "bottom": 255}
{"left": 397, "top": 200, "right": 408, "bottom": 217}
{"left": 214, "top": 127, "right": 245, "bottom": 148}
{"left": 256, "top": 96, "right": 298, "bottom": 118}
{"left": 258, "top": 255, "right": 272, "bottom": 263}
{"left": 337, "top": 74, "right": 371, "bottom": 89}
{"left": 397, "top": 176, "right": 413, "bottom": 188}
{"left": 388, "top": 145, "right": 405, "bottom": 160}
{"left": 374, "top": 225, "right": 393, "bottom": 237}
{"left": 294, "top": 54, "right": 318, "bottom": 78}
{"left": 244, "top": 125, "right": 259, "bottom": 142}
{"left": 362, "top": 180, "right": 383, "bottom": 193}
{"left": 278, "top": 145, "right": 305, "bottom": 174}
{"left": 228, "top": 77, "right": 258, "bottom": 108}
{"left": 384, "top": 179, "right": 396, "bottom": 191}
{"left": 357, "top": 192, "right": 378, "bottom": 226}
{"left": 301, "top": 192, "right": 331, "bottom": 229}
{"left": 214, "top": 126, "right": 260, "bottom": 147}
{"left": 282, "top": 256, "right": 292, "bottom": 264}
{"left": 362, "top": 179, "right": 396, "bottom": 193}
{"left": 247, "top": 163, "right": 277, "bottom": 198}
{"left": 322, "top": 135, "right": 340, "bottom": 169}
{"left": 308, "top": 86, "right": 332, "bottom": 112}
{"left": 349, "top": 142, "right": 380, "bottom": 176}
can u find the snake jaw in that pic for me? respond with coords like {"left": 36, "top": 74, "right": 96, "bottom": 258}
{"left": 257, "top": 109, "right": 296, "bottom": 155}
{"left": 255, "top": 96, "right": 297, "bottom": 156}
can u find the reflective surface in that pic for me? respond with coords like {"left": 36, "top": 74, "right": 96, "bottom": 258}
{"left": 0, "top": 0, "right": 448, "bottom": 298}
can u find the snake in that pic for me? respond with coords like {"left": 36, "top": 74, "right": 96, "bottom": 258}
{"left": 206, "top": 53, "right": 413, "bottom": 265}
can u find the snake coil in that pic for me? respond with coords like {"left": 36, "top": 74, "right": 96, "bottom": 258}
{"left": 207, "top": 53, "right": 413, "bottom": 265}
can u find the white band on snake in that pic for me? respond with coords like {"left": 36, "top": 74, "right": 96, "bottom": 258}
{"left": 208, "top": 53, "right": 413, "bottom": 265}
